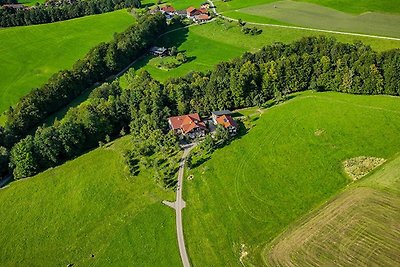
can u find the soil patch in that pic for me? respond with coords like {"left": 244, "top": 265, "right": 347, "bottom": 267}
{"left": 343, "top": 156, "right": 385, "bottom": 180}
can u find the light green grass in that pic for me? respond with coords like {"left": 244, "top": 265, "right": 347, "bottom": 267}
{"left": 214, "top": 0, "right": 400, "bottom": 14}
{"left": 19, "top": 0, "right": 45, "bottom": 6}
{"left": 266, "top": 153, "right": 400, "bottom": 266}
{"left": 0, "top": 9, "right": 134, "bottom": 115}
{"left": 0, "top": 136, "right": 181, "bottom": 266}
{"left": 238, "top": 1, "right": 400, "bottom": 38}
{"left": 142, "top": 0, "right": 201, "bottom": 10}
{"left": 121, "top": 21, "right": 400, "bottom": 83}
{"left": 184, "top": 91, "right": 400, "bottom": 266}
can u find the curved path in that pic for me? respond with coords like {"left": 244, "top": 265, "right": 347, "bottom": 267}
{"left": 163, "top": 144, "right": 195, "bottom": 267}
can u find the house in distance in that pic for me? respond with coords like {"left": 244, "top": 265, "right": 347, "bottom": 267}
{"left": 168, "top": 113, "right": 208, "bottom": 139}
{"left": 149, "top": 46, "right": 168, "bottom": 57}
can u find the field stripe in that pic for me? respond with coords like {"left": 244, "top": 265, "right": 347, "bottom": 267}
{"left": 219, "top": 15, "right": 400, "bottom": 41}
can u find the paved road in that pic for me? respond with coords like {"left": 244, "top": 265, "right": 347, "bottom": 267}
{"left": 163, "top": 145, "right": 195, "bottom": 267}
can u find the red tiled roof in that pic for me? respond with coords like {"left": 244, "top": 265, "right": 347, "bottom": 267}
{"left": 169, "top": 113, "right": 207, "bottom": 134}
{"left": 195, "top": 14, "right": 210, "bottom": 20}
{"left": 161, "top": 5, "right": 175, "bottom": 12}
{"left": 216, "top": 115, "right": 237, "bottom": 128}
{"left": 199, "top": 8, "right": 208, "bottom": 14}
{"left": 187, "top": 6, "right": 196, "bottom": 13}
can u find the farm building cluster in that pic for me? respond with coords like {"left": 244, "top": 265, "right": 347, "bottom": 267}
{"left": 150, "top": 2, "right": 212, "bottom": 23}
{"left": 168, "top": 110, "right": 237, "bottom": 139}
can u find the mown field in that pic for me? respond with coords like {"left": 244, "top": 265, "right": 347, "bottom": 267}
{"left": 0, "top": 9, "right": 134, "bottom": 115}
{"left": 0, "top": 136, "right": 181, "bottom": 266}
{"left": 184, "top": 91, "right": 400, "bottom": 266}
{"left": 214, "top": 0, "right": 400, "bottom": 14}
{"left": 121, "top": 20, "right": 400, "bottom": 83}
{"left": 236, "top": 0, "right": 400, "bottom": 38}
{"left": 266, "top": 154, "right": 400, "bottom": 266}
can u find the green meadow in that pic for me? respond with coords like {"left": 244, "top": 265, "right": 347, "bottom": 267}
{"left": 121, "top": 20, "right": 400, "bottom": 83}
{"left": 213, "top": 0, "right": 400, "bottom": 14}
{"left": 237, "top": 0, "right": 400, "bottom": 37}
{"left": 0, "top": 136, "right": 181, "bottom": 266}
{"left": 0, "top": 9, "right": 134, "bottom": 115}
{"left": 184, "top": 91, "right": 400, "bottom": 266}
{"left": 266, "top": 153, "right": 400, "bottom": 266}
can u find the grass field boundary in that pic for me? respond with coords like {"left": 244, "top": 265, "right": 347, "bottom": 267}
{"left": 262, "top": 152, "right": 400, "bottom": 266}
{"left": 219, "top": 15, "right": 400, "bottom": 41}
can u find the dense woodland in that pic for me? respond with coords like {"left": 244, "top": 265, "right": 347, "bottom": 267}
{"left": 0, "top": 0, "right": 141, "bottom": 27}
{"left": 1, "top": 31, "right": 400, "bottom": 179}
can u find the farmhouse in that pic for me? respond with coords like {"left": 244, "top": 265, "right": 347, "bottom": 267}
{"left": 149, "top": 46, "right": 168, "bottom": 57}
{"left": 187, "top": 7, "right": 201, "bottom": 17}
{"left": 212, "top": 110, "right": 237, "bottom": 134}
{"left": 195, "top": 14, "right": 210, "bottom": 22}
{"left": 168, "top": 113, "right": 208, "bottom": 139}
{"left": 161, "top": 5, "right": 176, "bottom": 18}
{"left": 161, "top": 5, "right": 175, "bottom": 14}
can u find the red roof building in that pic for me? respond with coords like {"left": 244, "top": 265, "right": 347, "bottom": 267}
{"left": 168, "top": 113, "right": 208, "bottom": 138}
{"left": 216, "top": 115, "right": 237, "bottom": 129}
{"left": 195, "top": 14, "right": 210, "bottom": 21}
{"left": 187, "top": 6, "right": 201, "bottom": 17}
{"left": 161, "top": 5, "right": 175, "bottom": 13}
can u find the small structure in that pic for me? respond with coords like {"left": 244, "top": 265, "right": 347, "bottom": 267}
{"left": 215, "top": 115, "right": 238, "bottom": 134}
{"left": 201, "top": 2, "right": 210, "bottom": 9}
{"left": 1, "top": 4, "right": 26, "bottom": 9}
{"left": 158, "top": 5, "right": 176, "bottom": 19}
{"left": 168, "top": 113, "right": 208, "bottom": 139}
{"left": 212, "top": 110, "right": 237, "bottom": 134}
{"left": 194, "top": 14, "right": 210, "bottom": 22}
{"left": 161, "top": 5, "right": 175, "bottom": 14}
{"left": 149, "top": 46, "right": 168, "bottom": 57}
{"left": 187, "top": 6, "right": 201, "bottom": 17}
{"left": 175, "top": 10, "right": 187, "bottom": 17}
{"left": 199, "top": 7, "right": 209, "bottom": 14}
{"left": 211, "top": 110, "right": 232, "bottom": 121}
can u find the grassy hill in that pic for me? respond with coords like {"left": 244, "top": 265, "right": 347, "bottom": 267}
{"left": 266, "top": 153, "right": 400, "bottom": 266}
{"left": 184, "top": 91, "right": 400, "bottom": 266}
{"left": 0, "top": 9, "right": 134, "bottom": 115}
{"left": 0, "top": 136, "right": 181, "bottom": 266}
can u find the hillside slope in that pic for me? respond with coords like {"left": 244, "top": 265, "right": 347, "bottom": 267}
{"left": 184, "top": 91, "right": 400, "bottom": 266}
{"left": 0, "top": 137, "right": 180, "bottom": 266}
{"left": 0, "top": 10, "right": 134, "bottom": 115}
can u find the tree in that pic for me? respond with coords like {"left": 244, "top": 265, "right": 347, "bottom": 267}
{"left": 200, "top": 134, "right": 214, "bottom": 154}
{"left": 10, "top": 136, "right": 38, "bottom": 179}
{"left": 176, "top": 52, "right": 187, "bottom": 63}
{"left": 214, "top": 124, "right": 230, "bottom": 145}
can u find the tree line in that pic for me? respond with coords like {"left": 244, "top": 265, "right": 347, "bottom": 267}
{"left": 4, "top": 36, "right": 400, "bottom": 179}
{"left": 0, "top": 0, "right": 141, "bottom": 27}
{"left": 2, "top": 13, "right": 166, "bottom": 146}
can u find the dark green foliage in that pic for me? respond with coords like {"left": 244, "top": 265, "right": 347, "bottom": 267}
{"left": 10, "top": 136, "right": 37, "bottom": 179}
{"left": 4, "top": 14, "right": 166, "bottom": 144}
{"left": 214, "top": 124, "right": 230, "bottom": 145}
{"left": 7, "top": 36, "right": 400, "bottom": 179}
{"left": 0, "top": 146, "right": 9, "bottom": 177}
{"left": 0, "top": 0, "right": 141, "bottom": 27}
